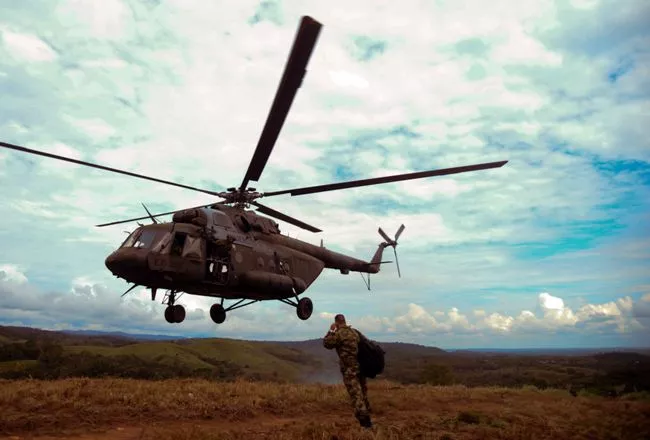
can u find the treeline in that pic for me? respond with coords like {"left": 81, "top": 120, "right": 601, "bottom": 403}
{"left": 381, "top": 353, "right": 650, "bottom": 397}
{"left": 2, "top": 336, "right": 650, "bottom": 398}
{"left": 0, "top": 339, "right": 243, "bottom": 381}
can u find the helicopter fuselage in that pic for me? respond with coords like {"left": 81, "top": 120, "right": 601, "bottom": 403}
{"left": 104, "top": 205, "right": 384, "bottom": 301}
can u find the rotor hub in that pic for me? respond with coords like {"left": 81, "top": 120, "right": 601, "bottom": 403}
{"left": 216, "top": 188, "right": 264, "bottom": 207}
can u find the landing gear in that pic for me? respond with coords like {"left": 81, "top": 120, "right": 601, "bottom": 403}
{"left": 209, "top": 298, "right": 259, "bottom": 325}
{"left": 210, "top": 303, "right": 226, "bottom": 324}
{"left": 164, "top": 304, "right": 186, "bottom": 323}
{"left": 278, "top": 295, "right": 313, "bottom": 321}
{"left": 163, "top": 290, "right": 185, "bottom": 324}
{"left": 159, "top": 291, "right": 314, "bottom": 325}
{"left": 296, "top": 297, "right": 313, "bottom": 320}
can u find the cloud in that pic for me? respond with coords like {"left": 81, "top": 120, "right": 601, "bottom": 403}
{"left": 1, "top": 29, "right": 57, "bottom": 62}
{"left": 0, "top": 266, "right": 333, "bottom": 340}
{"left": 0, "top": 264, "right": 28, "bottom": 284}
{"left": 1, "top": 269, "right": 646, "bottom": 347}
{"left": 0, "top": 0, "right": 648, "bottom": 348}
{"left": 633, "top": 294, "right": 650, "bottom": 318}
{"left": 359, "top": 291, "right": 647, "bottom": 345}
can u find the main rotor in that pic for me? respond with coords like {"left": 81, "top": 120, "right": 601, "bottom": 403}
{"left": 0, "top": 15, "right": 508, "bottom": 234}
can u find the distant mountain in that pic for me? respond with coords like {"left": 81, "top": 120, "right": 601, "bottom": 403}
{"left": 451, "top": 347, "right": 650, "bottom": 356}
{"left": 60, "top": 329, "right": 185, "bottom": 341}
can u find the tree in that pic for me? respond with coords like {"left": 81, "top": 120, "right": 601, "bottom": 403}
{"left": 420, "top": 363, "right": 454, "bottom": 385}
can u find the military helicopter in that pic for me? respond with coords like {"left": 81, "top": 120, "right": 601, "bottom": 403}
{"left": 0, "top": 16, "right": 507, "bottom": 326}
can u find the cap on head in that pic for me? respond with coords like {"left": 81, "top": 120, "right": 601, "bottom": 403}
{"left": 334, "top": 314, "right": 346, "bottom": 324}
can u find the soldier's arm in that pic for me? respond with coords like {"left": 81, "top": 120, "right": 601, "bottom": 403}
{"left": 323, "top": 329, "right": 338, "bottom": 349}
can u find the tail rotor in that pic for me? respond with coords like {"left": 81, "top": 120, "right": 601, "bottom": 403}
{"left": 378, "top": 224, "right": 405, "bottom": 277}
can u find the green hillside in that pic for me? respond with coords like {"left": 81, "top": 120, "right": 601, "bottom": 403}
{"left": 65, "top": 338, "right": 321, "bottom": 381}
{"left": 0, "top": 326, "right": 325, "bottom": 382}
{"left": 1, "top": 325, "right": 649, "bottom": 398}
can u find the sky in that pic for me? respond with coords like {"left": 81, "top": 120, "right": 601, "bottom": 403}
{"left": 0, "top": 0, "right": 649, "bottom": 349}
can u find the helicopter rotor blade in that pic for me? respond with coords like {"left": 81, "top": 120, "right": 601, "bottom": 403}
{"left": 263, "top": 160, "right": 508, "bottom": 197}
{"left": 378, "top": 227, "right": 392, "bottom": 244}
{"left": 96, "top": 202, "right": 218, "bottom": 227}
{"left": 250, "top": 200, "right": 322, "bottom": 233}
{"left": 0, "top": 141, "right": 225, "bottom": 198}
{"left": 395, "top": 224, "right": 405, "bottom": 241}
{"left": 239, "top": 16, "right": 322, "bottom": 190}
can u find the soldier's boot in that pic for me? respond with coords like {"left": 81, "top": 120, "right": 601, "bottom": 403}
{"left": 357, "top": 413, "right": 372, "bottom": 428}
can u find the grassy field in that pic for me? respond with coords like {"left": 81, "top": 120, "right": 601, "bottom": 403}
{"left": 1, "top": 378, "right": 649, "bottom": 439}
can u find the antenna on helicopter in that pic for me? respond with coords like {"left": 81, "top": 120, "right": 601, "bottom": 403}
{"left": 120, "top": 284, "right": 139, "bottom": 298}
{"left": 141, "top": 203, "right": 158, "bottom": 224}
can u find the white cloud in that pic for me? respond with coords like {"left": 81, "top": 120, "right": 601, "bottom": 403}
{"left": 4, "top": 270, "right": 646, "bottom": 345}
{"left": 55, "top": 0, "right": 130, "bottom": 40}
{"left": 1, "top": 29, "right": 57, "bottom": 62}
{"left": 0, "top": 264, "right": 28, "bottom": 284}
{"left": 483, "top": 312, "right": 515, "bottom": 332}
{"left": 67, "top": 118, "right": 116, "bottom": 140}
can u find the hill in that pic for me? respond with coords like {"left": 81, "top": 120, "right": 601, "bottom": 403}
{"left": 1, "top": 325, "right": 649, "bottom": 397}
{"left": 0, "top": 325, "right": 448, "bottom": 384}
{"left": 61, "top": 329, "right": 184, "bottom": 341}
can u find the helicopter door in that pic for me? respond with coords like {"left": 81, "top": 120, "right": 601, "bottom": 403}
{"left": 205, "top": 240, "right": 231, "bottom": 285}
{"left": 179, "top": 234, "right": 204, "bottom": 279}
{"left": 148, "top": 231, "right": 205, "bottom": 280}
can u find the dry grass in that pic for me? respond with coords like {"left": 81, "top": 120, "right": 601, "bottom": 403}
{"left": 1, "top": 378, "right": 649, "bottom": 439}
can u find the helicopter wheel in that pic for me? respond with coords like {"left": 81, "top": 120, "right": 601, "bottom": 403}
{"left": 296, "top": 297, "right": 313, "bottom": 321}
{"left": 210, "top": 303, "right": 226, "bottom": 324}
{"left": 165, "top": 305, "right": 186, "bottom": 324}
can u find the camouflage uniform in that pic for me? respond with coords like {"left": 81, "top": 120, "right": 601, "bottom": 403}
{"left": 323, "top": 325, "right": 371, "bottom": 419}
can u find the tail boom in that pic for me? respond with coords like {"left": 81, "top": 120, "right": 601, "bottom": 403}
{"left": 254, "top": 224, "right": 404, "bottom": 275}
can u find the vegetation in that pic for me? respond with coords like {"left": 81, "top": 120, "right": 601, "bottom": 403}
{"left": 1, "top": 325, "right": 650, "bottom": 438}
{"left": 1, "top": 378, "right": 648, "bottom": 439}
{"left": 2, "top": 325, "right": 649, "bottom": 398}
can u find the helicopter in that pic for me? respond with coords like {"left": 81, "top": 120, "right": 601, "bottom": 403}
{"left": 0, "top": 15, "right": 507, "bottom": 326}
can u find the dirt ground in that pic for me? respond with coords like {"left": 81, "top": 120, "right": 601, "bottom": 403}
{"left": 1, "top": 378, "right": 649, "bottom": 440}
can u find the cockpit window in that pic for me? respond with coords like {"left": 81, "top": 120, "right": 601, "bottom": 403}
{"left": 120, "top": 228, "right": 163, "bottom": 249}
{"left": 133, "top": 229, "right": 158, "bottom": 248}
{"left": 120, "top": 229, "right": 140, "bottom": 248}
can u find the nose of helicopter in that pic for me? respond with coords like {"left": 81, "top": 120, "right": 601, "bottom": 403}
{"left": 105, "top": 250, "right": 148, "bottom": 279}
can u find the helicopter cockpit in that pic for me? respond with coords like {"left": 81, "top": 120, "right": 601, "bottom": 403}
{"left": 120, "top": 226, "right": 169, "bottom": 250}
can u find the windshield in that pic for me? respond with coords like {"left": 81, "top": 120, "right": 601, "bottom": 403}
{"left": 120, "top": 229, "right": 140, "bottom": 248}
{"left": 133, "top": 229, "right": 158, "bottom": 248}
{"left": 120, "top": 228, "right": 165, "bottom": 249}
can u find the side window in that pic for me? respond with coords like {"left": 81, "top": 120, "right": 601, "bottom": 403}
{"left": 181, "top": 236, "right": 203, "bottom": 259}
{"left": 151, "top": 232, "right": 172, "bottom": 253}
{"left": 170, "top": 232, "right": 187, "bottom": 256}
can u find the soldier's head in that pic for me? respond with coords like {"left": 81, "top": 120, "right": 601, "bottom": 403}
{"left": 334, "top": 314, "right": 346, "bottom": 327}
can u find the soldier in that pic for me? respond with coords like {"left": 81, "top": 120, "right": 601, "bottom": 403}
{"left": 323, "top": 313, "right": 372, "bottom": 428}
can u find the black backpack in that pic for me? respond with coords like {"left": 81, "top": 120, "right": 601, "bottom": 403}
{"left": 354, "top": 329, "right": 385, "bottom": 378}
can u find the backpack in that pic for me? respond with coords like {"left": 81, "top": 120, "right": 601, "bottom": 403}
{"left": 354, "top": 329, "right": 385, "bottom": 378}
